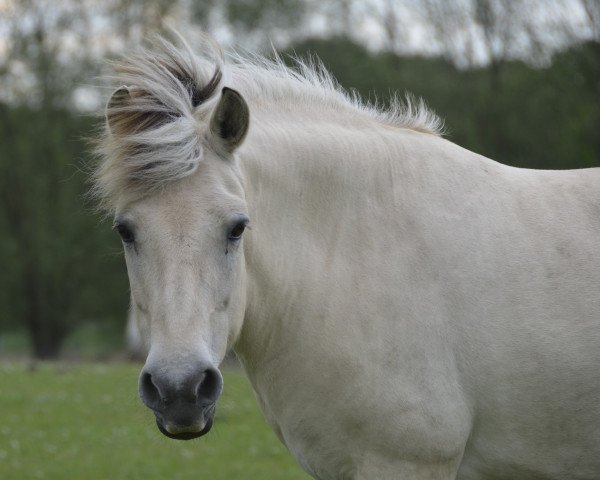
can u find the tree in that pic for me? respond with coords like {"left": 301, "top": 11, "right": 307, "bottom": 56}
{"left": 0, "top": 1, "right": 130, "bottom": 358}
{"left": 192, "top": 0, "right": 309, "bottom": 49}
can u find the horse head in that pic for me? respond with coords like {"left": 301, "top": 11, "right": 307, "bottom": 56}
{"left": 99, "top": 37, "right": 250, "bottom": 440}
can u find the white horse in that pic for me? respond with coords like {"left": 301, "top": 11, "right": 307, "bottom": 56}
{"left": 94, "top": 35, "right": 600, "bottom": 480}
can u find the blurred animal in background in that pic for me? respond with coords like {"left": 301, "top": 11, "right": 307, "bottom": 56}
{"left": 93, "top": 33, "right": 600, "bottom": 480}
{"left": 125, "top": 309, "right": 147, "bottom": 361}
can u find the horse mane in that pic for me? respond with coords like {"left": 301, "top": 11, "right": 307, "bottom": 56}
{"left": 93, "top": 33, "right": 443, "bottom": 210}
{"left": 229, "top": 51, "right": 444, "bottom": 136}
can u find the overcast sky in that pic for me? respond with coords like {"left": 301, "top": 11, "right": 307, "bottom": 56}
{"left": 0, "top": 0, "right": 597, "bottom": 109}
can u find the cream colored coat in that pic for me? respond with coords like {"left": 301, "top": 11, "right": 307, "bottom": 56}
{"left": 236, "top": 118, "right": 600, "bottom": 479}
{"left": 99, "top": 36, "right": 600, "bottom": 480}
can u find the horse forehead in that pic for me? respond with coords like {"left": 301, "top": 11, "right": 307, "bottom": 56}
{"left": 149, "top": 199, "right": 214, "bottom": 238}
{"left": 123, "top": 160, "right": 244, "bottom": 240}
{"left": 138, "top": 191, "right": 235, "bottom": 242}
{"left": 171, "top": 157, "right": 243, "bottom": 198}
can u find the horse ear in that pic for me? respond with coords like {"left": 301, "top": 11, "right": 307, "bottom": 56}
{"left": 209, "top": 87, "right": 249, "bottom": 153}
{"left": 106, "top": 86, "right": 131, "bottom": 135}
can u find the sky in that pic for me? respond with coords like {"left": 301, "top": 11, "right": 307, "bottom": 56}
{"left": 0, "top": 0, "right": 597, "bottom": 109}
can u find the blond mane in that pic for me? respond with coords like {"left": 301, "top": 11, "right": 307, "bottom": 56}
{"left": 94, "top": 33, "right": 443, "bottom": 210}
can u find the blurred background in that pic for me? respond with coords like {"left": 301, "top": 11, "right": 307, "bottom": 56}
{"left": 1, "top": 0, "right": 599, "bottom": 362}
{"left": 0, "top": 1, "right": 598, "bottom": 478}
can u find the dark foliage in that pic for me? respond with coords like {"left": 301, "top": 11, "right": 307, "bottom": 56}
{"left": 0, "top": 37, "right": 597, "bottom": 358}
{"left": 287, "top": 37, "right": 600, "bottom": 170}
{"left": 0, "top": 106, "right": 128, "bottom": 358}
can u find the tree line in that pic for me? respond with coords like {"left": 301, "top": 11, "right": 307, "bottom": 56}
{"left": 0, "top": 0, "right": 598, "bottom": 358}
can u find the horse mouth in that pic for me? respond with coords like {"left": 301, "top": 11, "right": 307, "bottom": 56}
{"left": 156, "top": 416, "right": 214, "bottom": 440}
{"left": 154, "top": 403, "right": 216, "bottom": 441}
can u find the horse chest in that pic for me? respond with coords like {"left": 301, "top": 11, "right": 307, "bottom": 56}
{"left": 247, "top": 353, "right": 472, "bottom": 480}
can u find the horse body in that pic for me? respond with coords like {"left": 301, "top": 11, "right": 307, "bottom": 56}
{"left": 236, "top": 117, "right": 600, "bottom": 479}
{"left": 95, "top": 36, "right": 600, "bottom": 479}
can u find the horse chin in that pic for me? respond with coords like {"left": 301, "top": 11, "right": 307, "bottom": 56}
{"left": 155, "top": 412, "right": 215, "bottom": 441}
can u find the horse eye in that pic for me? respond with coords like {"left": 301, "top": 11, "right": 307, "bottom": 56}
{"left": 228, "top": 222, "right": 246, "bottom": 241}
{"left": 115, "top": 223, "right": 135, "bottom": 244}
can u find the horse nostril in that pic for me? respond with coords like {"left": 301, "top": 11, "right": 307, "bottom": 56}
{"left": 195, "top": 368, "right": 222, "bottom": 404}
{"left": 140, "top": 371, "right": 161, "bottom": 408}
{"left": 139, "top": 366, "right": 223, "bottom": 411}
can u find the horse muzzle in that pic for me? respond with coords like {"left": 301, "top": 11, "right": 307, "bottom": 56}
{"left": 138, "top": 364, "right": 223, "bottom": 441}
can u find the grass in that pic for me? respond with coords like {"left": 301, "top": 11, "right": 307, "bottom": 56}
{"left": 0, "top": 362, "right": 310, "bottom": 480}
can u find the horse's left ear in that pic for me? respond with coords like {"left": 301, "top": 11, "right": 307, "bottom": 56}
{"left": 209, "top": 87, "right": 250, "bottom": 154}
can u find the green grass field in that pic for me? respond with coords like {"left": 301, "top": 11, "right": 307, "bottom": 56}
{"left": 0, "top": 362, "right": 310, "bottom": 479}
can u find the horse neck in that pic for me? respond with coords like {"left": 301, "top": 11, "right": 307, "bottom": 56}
{"left": 233, "top": 105, "right": 432, "bottom": 367}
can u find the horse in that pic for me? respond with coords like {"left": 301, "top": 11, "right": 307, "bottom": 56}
{"left": 93, "top": 34, "right": 600, "bottom": 480}
{"left": 125, "top": 308, "right": 147, "bottom": 360}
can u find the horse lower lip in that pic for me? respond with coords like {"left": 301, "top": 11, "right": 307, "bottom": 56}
{"left": 165, "top": 422, "right": 205, "bottom": 435}
{"left": 155, "top": 411, "right": 214, "bottom": 440}
{"left": 157, "top": 421, "right": 210, "bottom": 440}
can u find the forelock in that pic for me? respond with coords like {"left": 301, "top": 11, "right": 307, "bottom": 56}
{"left": 93, "top": 33, "right": 226, "bottom": 210}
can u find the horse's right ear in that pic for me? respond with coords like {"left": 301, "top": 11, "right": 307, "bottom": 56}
{"left": 106, "top": 86, "right": 131, "bottom": 135}
{"left": 209, "top": 87, "right": 250, "bottom": 154}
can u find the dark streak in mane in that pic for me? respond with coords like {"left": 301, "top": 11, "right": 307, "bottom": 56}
{"left": 190, "top": 68, "right": 222, "bottom": 107}
{"left": 156, "top": 45, "right": 223, "bottom": 109}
